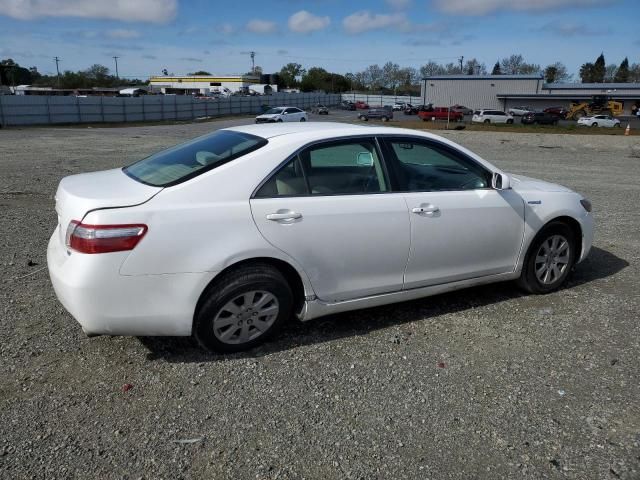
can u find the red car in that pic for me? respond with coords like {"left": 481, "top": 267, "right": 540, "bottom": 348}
{"left": 354, "top": 101, "right": 370, "bottom": 110}
{"left": 418, "top": 107, "right": 463, "bottom": 122}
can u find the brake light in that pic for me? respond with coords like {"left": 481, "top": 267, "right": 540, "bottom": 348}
{"left": 66, "top": 221, "right": 147, "bottom": 254}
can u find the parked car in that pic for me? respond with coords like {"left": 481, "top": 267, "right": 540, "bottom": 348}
{"left": 543, "top": 106, "right": 568, "bottom": 119}
{"left": 354, "top": 101, "right": 369, "bottom": 110}
{"left": 47, "top": 123, "right": 594, "bottom": 352}
{"left": 507, "top": 106, "right": 532, "bottom": 116}
{"left": 404, "top": 104, "right": 419, "bottom": 115}
{"left": 577, "top": 115, "right": 621, "bottom": 128}
{"left": 339, "top": 101, "right": 356, "bottom": 111}
{"left": 450, "top": 104, "right": 473, "bottom": 115}
{"left": 392, "top": 102, "right": 406, "bottom": 111}
{"left": 521, "top": 111, "right": 559, "bottom": 125}
{"left": 472, "top": 109, "right": 514, "bottom": 124}
{"left": 418, "top": 107, "right": 464, "bottom": 122}
{"left": 311, "top": 104, "right": 329, "bottom": 115}
{"left": 255, "top": 106, "right": 307, "bottom": 123}
{"left": 358, "top": 107, "right": 393, "bottom": 122}
{"left": 404, "top": 103, "right": 432, "bottom": 115}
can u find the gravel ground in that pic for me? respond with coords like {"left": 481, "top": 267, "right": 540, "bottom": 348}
{"left": 1, "top": 120, "right": 639, "bottom": 479}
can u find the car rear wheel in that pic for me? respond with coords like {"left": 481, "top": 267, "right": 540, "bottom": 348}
{"left": 194, "top": 264, "right": 293, "bottom": 353}
{"left": 517, "top": 222, "right": 576, "bottom": 294}
{"left": 382, "top": 116, "right": 389, "bottom": 122}
{"left": 507, "top": 119, "right": 514, "bottom": 124}
{"left": 484, "top": 119, "right": 490, "bottom": 124}
{"left": 300, "top": 117, "right": 306, "bottom": 122}
{"left": 591, "top": 122, "right": 598, "bottom": 127}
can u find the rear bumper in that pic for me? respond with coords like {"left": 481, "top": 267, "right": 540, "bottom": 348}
{"left": 47, "top": 227, "right": 215, "bottom": 337}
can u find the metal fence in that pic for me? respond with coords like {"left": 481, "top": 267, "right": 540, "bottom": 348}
{"left": 341, "top": 93, "right": 426, "bottom": 106}
{"left": 0, "top": 93, "right": 341, "bottom": 127}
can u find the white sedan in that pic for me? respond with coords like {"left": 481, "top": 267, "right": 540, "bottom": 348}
{"left": 255, "top": 106, "right": 307, "bottom": 123}
{"left": 507, "top": 106, "right": 532, "bottom": 116}
{"left": 48, "top": 123, "right": 593, "bottom": 352}
{"left": 577, "top": 115, "right": 621, "bottom": 128}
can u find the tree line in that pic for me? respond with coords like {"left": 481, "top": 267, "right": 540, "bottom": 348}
{"left": 0, "top": 59, "right": 145, "bottom": 89}
{"left": 2, "top": 53, "right": 639, "bottom": 94}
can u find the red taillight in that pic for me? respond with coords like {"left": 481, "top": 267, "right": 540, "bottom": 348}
{"left": 66, "top": 221, "right": 147, "bottom": 254}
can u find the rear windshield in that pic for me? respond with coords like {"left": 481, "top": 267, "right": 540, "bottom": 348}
{"left": 124, "top": 130, "right": 267, "bottom": 187}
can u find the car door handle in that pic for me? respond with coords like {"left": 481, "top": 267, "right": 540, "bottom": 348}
{"left": 266, "top": 212, "right": 302, "bottom": 221}
{"left": 412, "top": 205, "right": 440, "bottom": 215}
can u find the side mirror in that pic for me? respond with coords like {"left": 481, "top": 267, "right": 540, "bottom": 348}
{"left": 492, "top": 172, "right": 511, "bottom": 190}
{"left": 357, "top": 152, "right": 374, "bottom": 167}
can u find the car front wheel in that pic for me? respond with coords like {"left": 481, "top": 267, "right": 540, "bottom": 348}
{"left": 517, "top": 222, "right": 576, "bottom": 294}
{"left": 194, "top": 263, "right": 293, "bottom": 353}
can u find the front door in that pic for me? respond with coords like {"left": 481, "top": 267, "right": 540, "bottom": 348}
{"left": 380, "top": 136, "right": 525, "bottom": 289}
{"left": 250, "top": 137, "right": 410, "bottom": 302}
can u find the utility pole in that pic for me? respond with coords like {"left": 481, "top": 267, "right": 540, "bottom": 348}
{"left": 113, "top": 56, "right": 120, "bottom": 79}
{"left": 250, "top": 51, "right": 255, "bottom": 75}
{"left": 54, "top": 56, "right": 61, "bottom": 87}
{"left": 459, "top": 56, "right": 464, "bottom": 73}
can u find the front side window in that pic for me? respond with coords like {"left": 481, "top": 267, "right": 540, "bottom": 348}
{"left": 124, "top": 130, "right": 267, "bottom": 187}
{"left": 264, "top": 108, "right": 284, "bottom": 115}
{"left": 383, "top": 138, "right": 490, "bottom": 192}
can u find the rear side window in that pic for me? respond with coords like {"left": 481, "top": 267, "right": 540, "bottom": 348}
{"left": 124, "top": 130, "right": 267, "bottom": 187}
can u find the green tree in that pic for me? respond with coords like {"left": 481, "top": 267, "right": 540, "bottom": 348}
{"left": 491, "top": 61, "right": 501, "bottom": 75}
{"left": 614, "top": 57, "right": 629, "bottom": 82}
{"left": 579, "top": 62, "right": 595, "bottom": 83}
{"left": 544, "top": 62, "right": 570, "bottom": 83}
{"left": 279, "top": 63, "right": 305, "bottom": 88}
{"left": 189, "top": 70, "right": 211, "bottom": 75}
{"left": 592, "top": 53, "right": 605, "bottom": 82}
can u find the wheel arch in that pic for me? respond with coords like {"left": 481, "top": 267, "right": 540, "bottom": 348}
{"left": 194, "top": 256, "right": 308, "bottom": 325}
{"left": 521, "top": 215, "right": 583, "bottom": 269}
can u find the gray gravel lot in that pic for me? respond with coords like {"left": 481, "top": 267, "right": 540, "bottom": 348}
{"left": 1, "top": 119, "right": 639, "bottom": 479}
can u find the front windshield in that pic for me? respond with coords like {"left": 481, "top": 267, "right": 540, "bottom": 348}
{"left": 124, "top": 130, "right": 267, "bottom": 187}
{"left": 264, "top": 108, "right": 284, "bottom": 115}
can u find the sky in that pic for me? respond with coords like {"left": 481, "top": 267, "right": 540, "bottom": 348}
{"left": 0, "top": 0, "right": 637, "bottom": 80}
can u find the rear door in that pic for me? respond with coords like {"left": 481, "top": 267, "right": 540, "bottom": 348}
{"left": 380, "top": 136, "right": 524, "bottom": 289}
{"left": 250, "top": 137, "right": 410, "bottom": 302}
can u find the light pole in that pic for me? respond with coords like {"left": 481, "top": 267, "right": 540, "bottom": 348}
{"left": 113, "top": 56, "right": 120, "bottom": 79}
{"left": 54, "top": 56, "right": 61, "bottom": 87}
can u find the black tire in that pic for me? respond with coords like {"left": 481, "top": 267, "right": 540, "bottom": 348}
{"left": 194, "top": 263, "right": 293, "bottom": 353}
{"left": 381, "top": 116, "right": 389, "bottom": 122}
{"left": 484, "top": 119, "right": 491, "bottom": 124}
{"left": 517, "top": 221, "right": 577, "bottom": 294}
{"left": 507, "top": 119, "right": 514, "bottom": 124}
{"left": 591, "top": 122, "right": 598, "bottom": 127}
{"left": 300, "top": 117, "right": 306, "bottom": 122}
{"left": 614, "top": 123, "right": 621, "bottom": 128}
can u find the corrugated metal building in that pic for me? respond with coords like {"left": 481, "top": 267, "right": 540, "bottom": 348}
{"left": 148, "top": 74, "right": 273, "bottom": 96}
{"left": 421, "top": 75, "right": 640, "bottom": 114}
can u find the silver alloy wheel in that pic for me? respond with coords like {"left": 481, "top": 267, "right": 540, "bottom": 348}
{"left": 534, "top": 234, "right": 570, "bottom": 285}
{"left": 212, "top": 291, "right": 279, "bottom": 345}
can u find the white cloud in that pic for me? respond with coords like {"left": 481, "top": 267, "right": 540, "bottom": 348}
{"left": 220, "top": 23, "right": 235, "bottom": 35}
{"left": 106, "top": 29, "right": 141, "bottom": 39}
{"left": 246, "top": 19, "right": 278, "bottom": 34}
{"left": 432, "top": 0, "right": 613, "bottom": 16}
{"left": 343, "top": 11, "right": 409, "bottom": 34}
{"left": 537, "top": 21, "right": 611, "bottom": 37}
{"left": 0, "top": 0, "right": 177, "bottom": 23}
{"left": 386, "top": 0, "right": 412, "bottom": 9}
{"left": 288, "top": 10, "right": 330, "bottom": 34}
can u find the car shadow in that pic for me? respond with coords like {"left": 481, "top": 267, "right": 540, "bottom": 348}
{"left": 137, "top": 246, "right": 628, "bottom": 363}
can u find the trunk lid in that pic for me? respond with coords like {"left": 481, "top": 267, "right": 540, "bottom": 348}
{"left": 54, "top": 168, "right": 162, "bottom": 245}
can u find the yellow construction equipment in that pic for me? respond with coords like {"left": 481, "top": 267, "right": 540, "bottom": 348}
{"left": 566, "top": 95, "right": 623, "bottom": 120}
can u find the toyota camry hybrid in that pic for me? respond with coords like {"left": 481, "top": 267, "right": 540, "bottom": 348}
{"left": 47, "top": 123, "right": 593, "bottom": 352}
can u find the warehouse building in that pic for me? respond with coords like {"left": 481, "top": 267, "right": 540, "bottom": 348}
{"left": 148, "top": 74, "right": 277, "bottom": 96}
{"left": 421, "top": 75, "right": 640, "bottom": 114}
